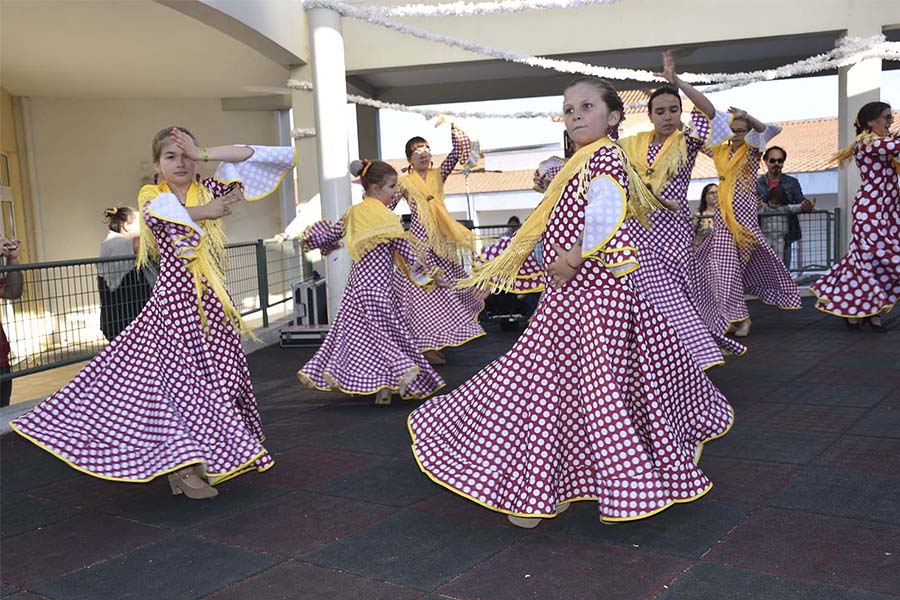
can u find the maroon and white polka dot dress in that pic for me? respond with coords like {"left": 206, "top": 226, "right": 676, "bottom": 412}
{"left": 811, "top": 133, "right": 900, "bottom": 318}
{"left": 409, "top": 145, "right": 734, "bottom": 523}
{"left": 479, "top": 234, "right": 544, "bottom": 293}
{"left": 625, "top": 110, "right": 745, "bottom": 369}
{"left": 697, "top": 126, "right": 801, "bottom": 325}
{"left": 394, "top": 130, "right": 485, "bottom": 352}
{"left": 297, "top": 217, "right": 445, "bottom": 399}
{"left": 9, "top": 151, "right": 297, "bottom": 483}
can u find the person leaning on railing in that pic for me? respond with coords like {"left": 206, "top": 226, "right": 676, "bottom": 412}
{"left": 692, "top": 183, "right": 719, "bottom": 248}
{"left": 0, "top": 236, "right": 24, "bottom": 407}
{"left": 757, "top": 186, "right": 816, "bottom": 265}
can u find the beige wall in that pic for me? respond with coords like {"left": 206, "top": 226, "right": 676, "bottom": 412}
{"left": 26, "top": 97, "right": 288, "bottom": 262}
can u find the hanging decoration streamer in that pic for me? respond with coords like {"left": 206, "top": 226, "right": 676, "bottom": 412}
{"left": 334, "top": 0, "right": 621, "bottom": 18}
{"left": 303, "top": 0, "right": 899, "bottom": 88}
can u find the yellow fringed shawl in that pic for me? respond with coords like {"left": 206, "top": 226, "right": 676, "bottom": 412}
{"left": 619, "top": 129, "right": 688, "bottom": 195}
{"left": 712, "top": 142, "right": 757, "bottom": 253}
{"left": 344, "top": 198, "right": 408, "bottom": 262}
{"left": 136, "top": 181, "right": 248, "bottom": 334}
{"left": 399, "top": 169, "right": 475, "bottom": 261}
{"left": 458, "top": 137, "right": 661, "bottom": 293}
{"left": 835, "top": 131, "right": 900, "bottom": 174}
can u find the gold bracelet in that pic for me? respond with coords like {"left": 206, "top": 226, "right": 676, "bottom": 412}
{"left": 201, "top": 147, "right": 209, "bottom": 162}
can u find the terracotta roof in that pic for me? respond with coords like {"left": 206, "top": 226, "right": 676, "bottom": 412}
{"left": 385, "top": 115, "right": 867, "bottom": 196}
{"left": 619, "top": 89, "right": 652, "bottom": 115}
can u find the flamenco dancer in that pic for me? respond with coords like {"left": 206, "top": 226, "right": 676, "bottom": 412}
{"left": 408, "top": 77, "right": 733, "bottom": 528}
{"left": 696, "top": 108, "right": 801, "bottom": 337}
{"left": 297, "top": 160, "right": 445, "bottom": 404}
{"left": 619, "top": 52, "right": 745, "bottom": 367}
{"left": 811, "top": 102, "right": 899, "bottom": 330}
{"left": 394, "top": 123, "right": 485, "bottom": 365}
{"left": 11, "top": 127, "right": 294, "bottom": 499}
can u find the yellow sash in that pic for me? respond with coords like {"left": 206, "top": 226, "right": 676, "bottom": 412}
{"left": 399, "top": 169, "right": 475, "bottom": 261}
{"left": 343, "top": 198, "right": 409, "bottom": 262}
{"left": 458, "top": 137, "right": 659, "bottom": 292}
{"left": 619, "top": 129, "right": 688, "bottom": 195}
{"left": 712, "top": 142, "right": 756, "bottom": 253}
{"left": 136, "top": 181, "right": 246, "bottom": 334}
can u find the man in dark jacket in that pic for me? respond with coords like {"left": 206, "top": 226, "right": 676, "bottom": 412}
{"left": 756, "top": 146, "right": 808, "bottom": 269}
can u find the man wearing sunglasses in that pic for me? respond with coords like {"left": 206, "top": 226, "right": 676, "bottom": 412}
{"left": 755, "top": 146, "right": 808, "bottom": 269}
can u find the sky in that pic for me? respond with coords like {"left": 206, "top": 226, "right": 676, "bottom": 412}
{"left": 376, "top": 71, "right": 900, "bottom": 160}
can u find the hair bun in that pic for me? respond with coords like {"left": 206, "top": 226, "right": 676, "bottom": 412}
{"left": 103, "top": 208, "right": 117, "bottom": 217}
{"left": 349, "top": 159, "right": 365, "bottom": 177}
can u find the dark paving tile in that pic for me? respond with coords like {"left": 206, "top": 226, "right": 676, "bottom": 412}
{"left": 408, "top": 489, "right": 524, "bottom": 528}
{"left": 700, "top": 458, "right": 800, "bottom": 506}
{"left": 204, "top": 561, "right": 423, "bottom": 600}
{"left": 880, "top": 387, "right": 900, "bottom": 409}
{"left": 801, "top": 365, "right": 900, "bottom": 386}
{"left": 708, "top": 362, "right": 816, "bottom": 383}
{"left": 194, "top": 489, "right": 396, "bottom": 557}
{"left": 762, "top": 383, "right": 894, "bottom": 408}
{"left": 300, "top": 510, "right": 524, "bottom": 592}
{"left": 310, "top": 456, "right": 439, "bottom": 508}
{"left": 33, "top": 535, "right": 282, "bottom": 600}
{"left": 1, "top": 514, "right": 171, "bottom": 588}
{"left": 769, "top": 467, "right": 900, "bottom": 524}
{"left": 5, "top": 593, "right": 52, "bottom": 600}
{"left": 849, "top": 408, "right": 900, "bottom": 438}
{"left": 101, "top": 480, "right": 289, "bottom": 529}
{"left": 701, "top": 426, "right": 839, "bottom": 464}
{"left": 1, "top": 492, "right": 78, "bottom": 539}
{"left": 735, "top": 403, "right": 867, "bottom": 433}
{"left": 545, "top": 499, "right": 750, "bottom": 559}
{"left": 814, "top": 436, "right": 900, "bottom": 476}
{"left": 1, "top": 585, "right": 20, "bottom": 598}
{"left": 25, "top": 473, "right": 153, "bottom": 509}
{"left": 706, "top": 508, "right": 900, "bottom": 596}
{"left": 0, "top": 443, "right": 82, "bottom": 492}
{"left": 659, "top": 562, "right": 899, "bottom": 600}
{"left": 440, "top": 534, "right": 690, "bottom": 600}
{"left": 308, "top": 417, "right": 415, "bottom": 457}
{"left": 254, "top": 445, "right": 379, "bottom": 490}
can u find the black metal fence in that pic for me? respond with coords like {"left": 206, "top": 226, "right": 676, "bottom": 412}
{"left": 0, "top": 239, "right": 303, "bottom": 381}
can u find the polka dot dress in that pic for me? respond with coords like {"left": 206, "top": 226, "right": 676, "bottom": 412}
{"left": 811, "top": 134, "right": 900, "bottom": 318}
{"left": 697, "top": 130, "right": 802, "bottom": 325}
{"left": 12, "top": 178, "right": 278, "bottom": 484}
{"left": 409, "top": 145, "right": 734, "bottom": 522}
{"left": 479, "top": 235, "right": 544, "bottom": 293}
{"left": 627, "top": 110, "right": 745, "bottom": 369}
{"left": 297, "top": 220, "right": 445, "bottom": 399}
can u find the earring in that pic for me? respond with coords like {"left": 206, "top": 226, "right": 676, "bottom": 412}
{"left": 153, "top": 173, "right": 159, "bottom": 185}
{"left": 195, "top": 173, "right": 201, "bottom": 184}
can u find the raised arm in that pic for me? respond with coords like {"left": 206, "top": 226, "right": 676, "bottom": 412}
{"left": 171, "top": 128, "right": 254, "bottom": 163}
{"left": 439, "top": 124, "right": 472, "bottom": 181}
{"left": 656, "top": 51, "right": 715, "bottom": 119}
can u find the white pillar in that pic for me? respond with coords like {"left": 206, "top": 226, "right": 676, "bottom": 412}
{"left": 837, "top": 22, "right": 882, "bottom": 254}
{"left": 308, "top": 7, "right": 352, "bottom": 321}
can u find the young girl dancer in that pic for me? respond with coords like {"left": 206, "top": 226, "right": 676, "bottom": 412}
{"left": 619, "top": 52, "right": 744, "bottom": 368}
{"left": 394, "top": 123, "right": 485, "bottom": 365}
{"left": 408, "top": 77, "right": 734, "bottom": 528}
{"left": 297, "top": 160, "right": 445, "bottom": 404}
{"left": 697, "top": 109, "right": 801, "bottom": 337}
{"left": 11, "top": 127, "right": 294, "bottom": 499}
{"left": 811, "top": 102, "right": 898, "bottom": 330}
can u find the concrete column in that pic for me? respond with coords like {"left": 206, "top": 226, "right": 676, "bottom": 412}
{"left": 837, "top": 18, "right": 882, "bottom": 254}
{"left": 307, "top": 8, "right": 352, "bottom": 320}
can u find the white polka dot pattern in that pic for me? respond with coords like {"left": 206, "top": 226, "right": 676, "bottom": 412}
{"left": 12, "top": 183, "right": 273, "bottom": 483}
{"left": 409, "top": 145, "right": 733, "bottom": 522}
{"left": 479, "top": 236, "right": 544, "bottom": 293}
{"left": 625, "top": 109, "right": 746, "bottom": 369}
{"left": 394, "top": 196, "right": 485, "bottom": 352}
{"left": 298, "top": 235, "right": 445, "bottom": 399}
{"left": 213, "top": 146, "right": 295, "bottom": 201}
{"left": 811, "top": 135, "right": 900, "bottom": 317}
{"left": 696, "top": 138, "right": 801, "bottom": 325}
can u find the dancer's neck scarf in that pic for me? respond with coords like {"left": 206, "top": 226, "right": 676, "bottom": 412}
{"left": 712, "top": 141, "right": 756, "bottom": 253}
{"left": 458, "top": 137, "right": 659, "bottom": 292}
{"left": 136, "top": 180, "right": 246, "bottom": 334}
{"left": 343, "top": 197, "right": 408, "bottom": 262}
{"left": 399, "top": 168, "right": 475, "bottom": 260}
{"left": 619, "top": 129, "right": 688, "bottom": 195}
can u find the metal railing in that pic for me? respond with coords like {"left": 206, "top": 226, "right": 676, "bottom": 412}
{"left": 0, "top": 238, "right": 304, "bottom": 381}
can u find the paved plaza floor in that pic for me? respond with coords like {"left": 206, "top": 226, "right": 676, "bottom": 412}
{"left": 2, "top": 299, "right": 898, "bottom": 599}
